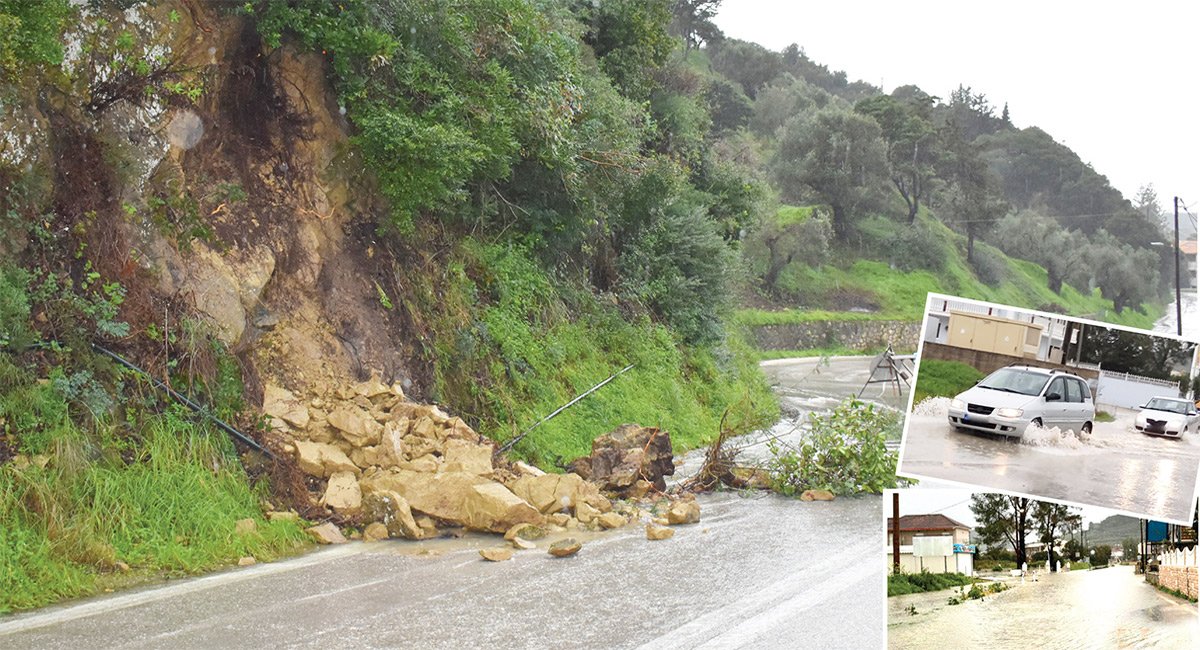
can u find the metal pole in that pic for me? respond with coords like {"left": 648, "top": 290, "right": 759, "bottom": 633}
{"left": 892, "top": 492, "right": 901, "bottom": 571}
{"left": 1175, "top": 196, "right": 1182, "bottom": 336}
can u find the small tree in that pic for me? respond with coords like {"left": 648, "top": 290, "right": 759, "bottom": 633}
{"left": 772, "top": 107, "right": 888, "bottom": 240}
{"left": 1092, "top": 545, "right": 1112, "bottom": 567}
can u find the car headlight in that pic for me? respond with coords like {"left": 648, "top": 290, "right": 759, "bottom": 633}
{"left": 995, "top": 407, "right": 1023, "bottom": 418}
{"left": 950, "top": 399, "right": 965, "bottom": 411}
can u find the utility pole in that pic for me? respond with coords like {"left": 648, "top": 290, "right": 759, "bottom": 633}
{"left": 1175, "top": 196, "right": 1183, "bottom": 336}
{"left": 892, "top": 492, "right": 901, "bottom": 572}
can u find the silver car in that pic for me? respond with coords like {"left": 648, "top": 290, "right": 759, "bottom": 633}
{"left": 947, "top": 365, "right": 1095, "bottom": 438}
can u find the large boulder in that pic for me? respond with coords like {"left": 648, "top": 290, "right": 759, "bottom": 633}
{"left": 294, "top": 440, "right": 359, "bottom": 478}
{"left": 508, "top": 472, "right": 609, "bottom": 515}
{"left": 570, "top": 424, "right": 675, "bottom": 493}
{"left": 320, "top": 471, "right": 362, "bottom": 512}
{"left": 360, "top": 469, "right": 542, "bottom": 533}
{"left": 442, "top": 439, "right": 493, "bottom": 475}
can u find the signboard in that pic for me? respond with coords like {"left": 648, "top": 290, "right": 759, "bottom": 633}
{"left": 1147, "top": 521, "right": 1169, "bottom": 543}
{"left": 953, "top": 543, "right": 977, "bottom": 554}
{"left": 912, "top": 535, "right": 953, "bottom": 557}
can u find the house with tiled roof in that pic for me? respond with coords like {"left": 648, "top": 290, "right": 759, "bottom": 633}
{"left": 885, "top": 514, "right": 975, "bottom": 575}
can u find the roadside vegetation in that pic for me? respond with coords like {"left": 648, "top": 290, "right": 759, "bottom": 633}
{"left": 912, "top": 360, "right": 985, "bottom": 404}
{"left": 768, "top": 399, "right": 900, "bottom": 495}
{"left": 887, "top": 569, "right": 975, "bottom": 597}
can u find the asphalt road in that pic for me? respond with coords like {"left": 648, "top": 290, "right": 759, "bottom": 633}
{"left": 898, "top": 398, "right": 1200, "bottom": 522}
{"left": 0, "top": 356, "right": 894, "bottom": 650}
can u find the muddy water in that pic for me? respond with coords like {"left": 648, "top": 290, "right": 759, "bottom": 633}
{"left": 889, "top": 565, "right": 1198, "bottom": 649}
{"left": 899, "top": 399, "right": 1200, "bottom": 521}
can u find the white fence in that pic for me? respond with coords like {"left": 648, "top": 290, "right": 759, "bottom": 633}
{"left": 1095, "top": 371, "right": 1181, "bottom": 409}
{"left": 1159, "top": 547, "right": 1198, "bottom": 568}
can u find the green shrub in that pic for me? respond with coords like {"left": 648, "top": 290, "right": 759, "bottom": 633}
{"left": 887, "top": 569, "right": 974, "bottom": 597}
{"left": 768, "top": 399, "right": 900, "bottom": 495}
{"left": 888, "top": 222, "right": 948, "bottom": 272}
{"left": 970, "top": 244, "right": 1008, "bottom": 287}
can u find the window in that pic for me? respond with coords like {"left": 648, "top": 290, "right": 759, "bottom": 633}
{"left": 1046, "top": 377, "right": 1066, "bottom": 400}
{"left": 1065, "top": 378, "right": 1082, "bottom": 403}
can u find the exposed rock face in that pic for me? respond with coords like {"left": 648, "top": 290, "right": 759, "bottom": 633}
{"left": 570, "top": 424, "right": 674, "bottom": 493}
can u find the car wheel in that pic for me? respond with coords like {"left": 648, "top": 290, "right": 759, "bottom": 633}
{"left": 1031, "top": 418, "right": 1044, "bottom": 429}
{"left": 1082, "top": 422, "right": 1092, "bottom": 435}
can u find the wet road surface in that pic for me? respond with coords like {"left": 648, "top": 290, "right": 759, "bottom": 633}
{"left": 888, "top": 565, "right": 1198, "bottom": 649}
{"left": 898, "top": 398, "right": 1200, "bottom": 522}
{"left": 0, "top": 356, "right": 894, "bottom": 649}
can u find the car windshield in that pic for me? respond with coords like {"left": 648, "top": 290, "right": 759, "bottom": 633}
{"left": 976, "top": 368, "right": 1050, "bottom": 396}
{"left": 1145, "top": 398, "right": 1189, "bottom": 414}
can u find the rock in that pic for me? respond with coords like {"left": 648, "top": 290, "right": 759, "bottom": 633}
{"left": 252, "top": 310, "right": 279, "bottom": 330}
{"left": 628, "top": 479, "right": 653, "bottom": 499}
{"left": 359, "top": 469, "right": 542, "bottom": 533}
{"left": 547, "top": 513, "right": 572, "bottom": 527}
{"left": 361, "top": 490, "right": 424, "bottom": 539}
{"left": 570, "top": 424, "right": 675, "bottom": 494}
{"left": 575, "top": 501, "right": 600, "bottom": 524}
{"left": 349, "top": 445, "right": 385, "bottom": 469}
{"left": 238, "top": 556, "right": 257, "bottom": 567}
{"left": 305, "top": 522, "right": 347, "bottom": 545}
{"left": 514, "top": 461, "right": 545, "bottom": 477}
{"left": 646, "top": 524, "right": 675, "bottom": 541}
{"left": 320, "top": 471, "right": 362, "bottom": 512}
{"left": 262, "top": 384, "right": 310, "bottom": 430}
{"left": 799, "top": 489, "right": 836, "bottom": 502}
{"left": 401, "top": 454, "right": 440, "bottom": 473}
{"left": 362, "top": 522, "right": 390, "bottom": 542}
{"left": 409, "top": 416, "right": 440, "bottom": 440}
{"left": 504, "top": 522, "right": 547, "bottom": 541}
{"left": 234, "top": 518, "right": 257, "bottom": 535}
{"left": 354, "top": 375, "right": 392, "bottom": 399}
{"left": 548, "top": 538, "right": 582, "bottom": 557}
{"left": 667, "top": 500, "right": 701, "bottom": 525}
{"left": 415, "top": 516, "right": 439, "bottom": 538}
{"left": 653, "top": 516, "right": 670, "bottom": 526}
{"left": 480, "top": 547, "right": 514, "bottom": 562}
{"left": 511, "top": 537, "right": 536, "bottom": 550}
{"left": 266, "top": 511, "right": 300, "bottom": 523}
{"left": 597, "top": 512, "right": 626, "bottom": 529}
{"left": 442, "top": 439, "right": 493, "bottom": 475}
{"left": 730, "top": 467, "right": 774, "bottom": 490}
{"left": 327, "top": 405, "right": 383, "bottom": 447}
{"left": 508, "top": 472, "right": 593, "bottom": 514}
{"left": 114, "top": 561, "right": 131, "bottom": 572}
{"left": 294, "top": 440, "right": 359, "bottom": 478}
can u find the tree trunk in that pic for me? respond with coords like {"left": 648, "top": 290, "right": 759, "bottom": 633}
{"left": 1047, "top": 267, "right": 1063, "bottom": 293}
{"left": 966, "top": 232, "right": 976, "bottom": 264}
{"left": 831, "top": 203, "right": 850, "bottom": 240}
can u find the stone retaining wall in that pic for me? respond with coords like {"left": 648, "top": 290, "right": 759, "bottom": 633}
{"left": 1159, "top": 565, "right": 1199, "bottom": 599}
{"left": 751, "top": 320, "right": 920, "bottom": 352}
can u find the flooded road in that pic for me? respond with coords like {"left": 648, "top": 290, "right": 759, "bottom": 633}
{"left": 888, "top": 565, "right": 1198, "bottom": 649}
{"left": 898, "top": 398, "right": 1200, "bottom": 522}
{"left": 0, "top": 356, "right": 895, "bottom": 649}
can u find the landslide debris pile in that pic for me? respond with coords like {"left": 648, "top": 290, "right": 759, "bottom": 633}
{"left": 261, "top": 376, "right": 700, "bottom": 548}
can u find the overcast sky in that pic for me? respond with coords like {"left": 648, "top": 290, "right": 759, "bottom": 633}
{"left": 891, "top": 488, "right": 1121, "bottom": 528}
{"left": 713, "top": 1, "right": 1199, "bottom": 215}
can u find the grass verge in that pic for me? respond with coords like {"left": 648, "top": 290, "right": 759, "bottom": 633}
{"left": 887, "top": 570, "right": 975, "bottom": 596}
{"left": 912, "top": 359, "right": 985, "bottom": 404}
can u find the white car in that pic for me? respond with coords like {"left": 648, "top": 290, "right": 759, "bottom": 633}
{"left": 947, "top": 365, "right": 1095, "bottom": 438}
{"left": 1134, "top": 397, "right": 1197, "bottom": 438}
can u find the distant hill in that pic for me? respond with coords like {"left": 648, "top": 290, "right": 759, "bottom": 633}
{"left": 1085, "top": 515, "right": 1140, "bottom": 547}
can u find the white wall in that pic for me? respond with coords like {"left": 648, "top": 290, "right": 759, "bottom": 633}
{"left": 1095, "top": 371, "right": 1181, "bottom": 409}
